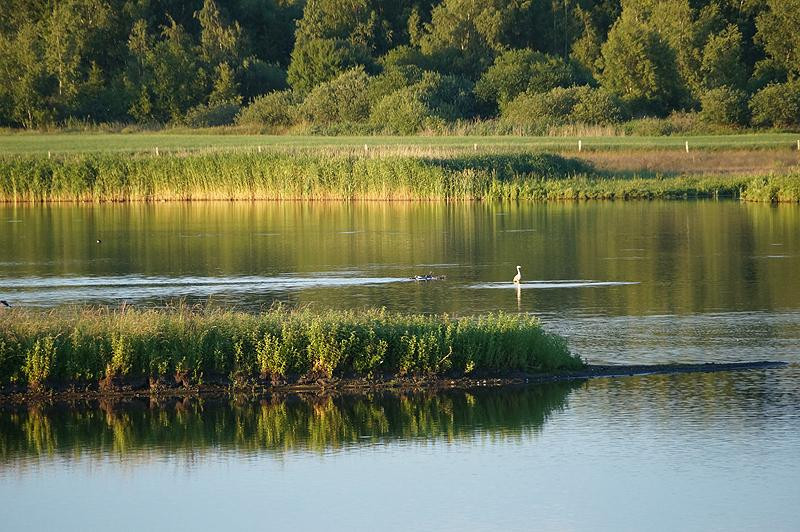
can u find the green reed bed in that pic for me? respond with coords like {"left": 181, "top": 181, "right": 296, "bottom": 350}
{"left": 0, "top": 307, "right": 582, "bottom": 391}
{"left": 1, "top": 151, "right": 797, "bottom": 202}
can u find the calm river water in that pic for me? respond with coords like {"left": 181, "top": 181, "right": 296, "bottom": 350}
{"left": 1, "top": 201, "right": 799, "bottom": 530}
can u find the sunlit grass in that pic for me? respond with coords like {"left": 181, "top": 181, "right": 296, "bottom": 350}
{"left": 1, "top": 151, "right": 797, "bottom": 202}
{"left": 0, "top": 306, "right": 582, "bottom": 390}
{"left": 1, "top": 132, "right": 799, "bottom": 155}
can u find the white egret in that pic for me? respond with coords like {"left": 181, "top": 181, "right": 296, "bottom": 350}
{"left": 513, "top": 265, "right": 522, "bottom": 284}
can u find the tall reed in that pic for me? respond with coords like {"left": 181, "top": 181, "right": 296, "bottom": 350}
{"left": 0, "top": 306, "right": 582, "bottom": 390}
{"left": 1, "top": 151, "right": 796, "bottom": 202}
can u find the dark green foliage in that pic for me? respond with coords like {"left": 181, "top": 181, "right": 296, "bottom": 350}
{"left": 367, "top": 64, "right": 424, "bottom": 105}
{"left": 0, "top": 307, "right": 583, "bottom": 387}
{"left": 236, "top": 90, "right": 298, "bottom": 129}
{"left": 184, "top": 101, "right": 241, "bottom": 128}
{"left": 754, "top": 0, "right": 800, "bottom": 81}
{"left": 600, "top": 12, "right": 686, "bottom": 116}
{"left": 502, "top": 86, "right": 622, "bottom": 130}
{"left": 749, "top": 82, "right": 800, "bottom": 128}
{"left": 369, "top": 90, "right": 429, "bottom": 134}
{"left": 0, "top": 0, "right": 795, "bottom": 131}
{"left": 287, "top": 36, "right": 371, "bottom": 95}
{"left": 298, "top": 68, "right": 371, "bottom": 125}
{"left": 475, "top": 49, "right": 589, "bottom": 112}
{"left": 571, "top": 88, "right": 625, "bottom": 124}
{"left": 369, "top": 70, "right": 477, "bottom": 133}
{"left": 238, "top": 58, "right": 288, "bottom": 101}
{"left": 701, "top": 25, "right": 747, "bottom": 90}
{"left": 700, "top": 87, "right": 748, "bottom": 126}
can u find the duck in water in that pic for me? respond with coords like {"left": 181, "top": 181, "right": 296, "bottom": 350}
{"left": 513, "top": 265, "right": 522, "bottom": 284}
{"left": 0, "top": 300, "right": 10, "bottom": 308}
{"left": 412, "top": 271, "right": 446, "bottom": 281}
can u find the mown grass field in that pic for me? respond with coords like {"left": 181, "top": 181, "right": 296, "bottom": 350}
{"left": 1, "top": 131, "right": 799, "bottom": 155}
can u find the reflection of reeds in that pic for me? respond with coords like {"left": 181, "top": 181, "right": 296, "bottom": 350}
{"left": 0, "top": 384, "right": 580, "bottom": 461}
{"left": 1, "top": 151, "right": 796, "bottom": 202}
{"left": 0, "top": 306, "right": 582, "bottom": 389}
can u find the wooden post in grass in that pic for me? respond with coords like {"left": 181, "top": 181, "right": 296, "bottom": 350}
{"left": 258, "top": 145, "right": 262, "bottom": 153}
{"left": 578, "top": 139, "right": 582, "bottom": 152}
{"left": 797, "top": 139, "right": 799, "bottom": 151}
{"left": 364, "top": 143, "right": 368, "bottom": 154}
{"left": 47, "top": 151, "right": 51, "bottom": 159}
{"left": 473, "top": 143, "right": 477, "bottom": 152}
{"left": 155, "top": 147, "right": 159, "bottom": 156}
{"left": 685, "top": 141, "right": 689, "bottom": 153}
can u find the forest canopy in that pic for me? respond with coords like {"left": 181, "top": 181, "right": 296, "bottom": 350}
{"left": 1, "top": 0, "right": 798, "bottom": 132}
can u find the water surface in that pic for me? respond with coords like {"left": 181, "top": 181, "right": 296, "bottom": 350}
{"left": 1, "top": 200, "right": 798, "bottom": 530}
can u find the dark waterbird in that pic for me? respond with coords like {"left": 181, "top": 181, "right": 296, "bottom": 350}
{"left": 412, "top": 271, "right": 446, "bottom": 282}
{"left": 0, "top": 300, "right": 10, "bottom": 308}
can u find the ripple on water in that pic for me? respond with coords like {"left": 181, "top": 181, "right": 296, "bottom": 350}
{"left": 0, "top": 274, "right": 413, "bottom": 306}
{"left": 469, "top": 280, "right": 640, "bottom": 289}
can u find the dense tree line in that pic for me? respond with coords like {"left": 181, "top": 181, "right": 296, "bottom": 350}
{"left": 1, "top": 0, "right": 798, "bottom": 131}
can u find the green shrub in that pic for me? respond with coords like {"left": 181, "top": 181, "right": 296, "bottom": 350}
{"left": 23, "top": 336, "right": 55, "bottom": 389}
{"left": 236, "top": 90, "right": 298, "bottom": 129}
{"left": 298, "top": 67, "right": 371, "bottom": 125}
{"left": 370, "top": 89, "right": 428, "bottom": 134}
{"left": 749, "top": 81, "right": 800, "bottom": 128}
{"left": 367, "top": 64, "right": 424, "bottom": 105}
{"left": 623, "top": 112, "right": 701, "bottom": 136}
{"left": 700, "top": 87, "right": 748, "bottom": 126}
{"left": 570, "top": 88, "right": 624, "bottom": 124}
{"left": 411, "top": 71, "right": 477, "bottom": 122}
{"left": 369, "top": 71, "right": 477, "bottom": 133}
{"left": 476, "top": 49, "right": 589, "bottom": 112}
{"left": 238, "top": 57, "right": 288, "bottom": 101}
{"left": 502, "top": 86, "right": 587, "bottom": 129}
{"left": 183, "top": 100, "right": 241, "bottom": 127}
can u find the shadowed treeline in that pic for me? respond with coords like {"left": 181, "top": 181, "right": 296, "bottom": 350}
{"left": 0, "top": 384, "right": 579, "bottom": 462}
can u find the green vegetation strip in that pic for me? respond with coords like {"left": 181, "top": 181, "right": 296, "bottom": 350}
{"left": 1, "top": 151, "right": 798, "bottom": 202}
{"left": 1, "top": 133, "right": 799, "bottom": 155}
{"left": 0, "top": 307, "right": 582, "bottom": 391}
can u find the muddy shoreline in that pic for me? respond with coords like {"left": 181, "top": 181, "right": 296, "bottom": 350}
{"left": 0, "top": 361, "right": 787, "bottom": 405}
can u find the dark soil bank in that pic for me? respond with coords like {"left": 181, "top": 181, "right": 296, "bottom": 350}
{"left": 0, "top": 361, "right": 787, "bottom": 404}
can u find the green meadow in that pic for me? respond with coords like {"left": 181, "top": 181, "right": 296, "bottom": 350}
{"left": 1, "top": 132, "right": 799, "bottom": 156}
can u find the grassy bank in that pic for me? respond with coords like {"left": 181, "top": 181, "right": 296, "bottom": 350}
{"left": 0, "top": 306, "right": 581, "bottom": 392}
{"left": 2, "top": 132, "right": 799, "bottom": 155}
{"left": 1, "top": 151, "right": 798, "bottom": 202}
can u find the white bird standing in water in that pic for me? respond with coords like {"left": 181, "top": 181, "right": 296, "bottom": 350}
{"left": 513, "top": 265, "right": 522, "bottom": 284}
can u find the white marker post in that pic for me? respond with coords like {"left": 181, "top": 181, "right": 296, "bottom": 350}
{"left": 258, "top": 145, "right": 262, "bottom": 153}
{"left": 155, "top": 147, "right": 159, "bottom": 156}
{"left": 797, "top": 139, "right": 799, "bottom": 151}
{"left": 473, "top": 143, "right": 477, "bottom": 152}
{"left": 364, "top": 144, "right": 368, "bottom": 154}
{"left": 578, "top": 139, "right": 582, "bottom": 152}
{"left": 47, "top": 151, "right": 51, "bottom": 159}
{"left": 685, "top": 141, "right": 689, "bottom": 154}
